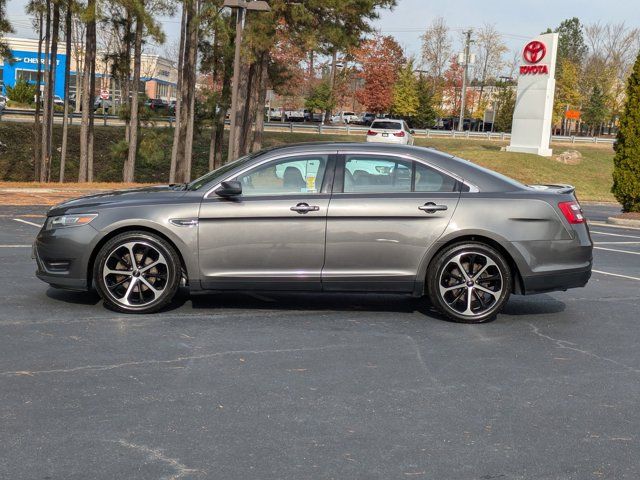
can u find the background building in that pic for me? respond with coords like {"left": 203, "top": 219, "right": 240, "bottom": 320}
{"left": 0, "top": 36, "right": 178, "bottom": 101}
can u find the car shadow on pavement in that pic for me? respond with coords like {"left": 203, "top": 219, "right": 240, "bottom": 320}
{"left": 501, "top": 294, "right": 566, "bottom": 316}
{"left": 46, "top": 287, "right": 101, "bottom": 306}
{"left": 43, "top": 287, "right": 566, "bottom": 322}
{"left": 169, "top": 290, "right": 566, "bottom": 322}
{"left": 185, "top": 291, "right": 429, "bottom": 314}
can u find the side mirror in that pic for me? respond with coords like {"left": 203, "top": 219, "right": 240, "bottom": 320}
{"left": 215, "top": 180, "right": 242, "bottom": 197}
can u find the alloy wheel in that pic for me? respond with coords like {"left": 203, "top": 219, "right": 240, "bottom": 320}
{"left": 438, "top": 252, "right": 504, "bottom": 318}
{"left": 102, "top": 241, "right": 169, "bottom": 308}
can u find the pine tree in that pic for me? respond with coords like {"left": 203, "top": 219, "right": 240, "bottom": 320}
{"left": 305, "top": 80, "right": 334, "bottom": 118}
{"left": 0, "top": 0, "right": 14, "bottom": 59}
{"left": 493, "top": 86, "right": 515, "bottom": 133}
{"left": 612, "top": 51, "right": 640, "bottom": 213}
{"left": 582, "top": 85, "right": 607, "bottom": 136}
{"left": 412, "top": 76, "right": 436, "bottom": 129}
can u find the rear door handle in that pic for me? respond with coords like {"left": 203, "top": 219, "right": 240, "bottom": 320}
{"left": 419, "top": 202, "right": 448, "bottom": 214}
{"left": 291, "top": 202, "right": 320, "bottom": 214}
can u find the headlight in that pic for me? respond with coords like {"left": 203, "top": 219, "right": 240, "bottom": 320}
{"left": 48, "top": 213, "right": 98, "bottom": 229}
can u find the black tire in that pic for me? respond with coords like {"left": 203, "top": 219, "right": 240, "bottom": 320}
{"left": 93, "top": 231, "right": 181, "bottom": 314}
{"left": 427, "top": 242, "right": 511, "bottom": 323}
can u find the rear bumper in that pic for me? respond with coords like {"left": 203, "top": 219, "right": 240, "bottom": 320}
{"left": 521, "top": 264, "right": 592, "bottom": 295}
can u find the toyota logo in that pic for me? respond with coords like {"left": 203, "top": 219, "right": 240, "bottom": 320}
{"left": 523, "top": 41, "right": 546, "bottom": 64}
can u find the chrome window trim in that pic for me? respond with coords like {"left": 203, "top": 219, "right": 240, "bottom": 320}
{"left": 337, "top": 150, "right": 480, "bottom": 193}
{"left": 203, "top": 148, "right": 479, "bottom": 198}
{"left": 203, "top": 150, "right": 338, "bottom": 199}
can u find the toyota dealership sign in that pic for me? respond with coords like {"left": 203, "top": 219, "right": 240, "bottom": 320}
{"left": 506, "top": 33, "right": 559, "bottom": 157}
{"left": 520, "top": 41, "right": 549, "bottom": 75}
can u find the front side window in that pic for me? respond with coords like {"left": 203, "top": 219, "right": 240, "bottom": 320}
{"left": 237, "top": 155, "right": 328, "bottom": 196}
{"left": 343, "top": 155, "right": 459, "bottom": 194}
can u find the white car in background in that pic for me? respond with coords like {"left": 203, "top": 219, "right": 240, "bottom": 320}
{"left": 331, "top": 111, "right": 360, "bottom": 124}
{"left": 0, "top": 95, "right": 7, "bottom": 112}
{"left": 366, "top": 119, "right": 415, "bottom": 145}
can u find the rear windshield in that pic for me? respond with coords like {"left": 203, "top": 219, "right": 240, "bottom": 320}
{"left": 371, "top": 121, "right": 402, "bottom": 130}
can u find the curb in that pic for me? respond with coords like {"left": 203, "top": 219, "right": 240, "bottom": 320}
{"left": 607, "top": 217, "right": 640, "bottom": 228}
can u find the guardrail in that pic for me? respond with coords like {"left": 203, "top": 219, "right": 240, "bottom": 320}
{"left": 0, "top": 108, "right": 616, "bottom": 144}
{"left": 0, "top": 108, "right": 175, "bottom": 127}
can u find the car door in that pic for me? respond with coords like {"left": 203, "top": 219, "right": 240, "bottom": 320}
{"left": 198, "top": 153, "right": 335, "bottom": 291}
{"left": 322, "top": 152, "right": 461, "bottom": 292}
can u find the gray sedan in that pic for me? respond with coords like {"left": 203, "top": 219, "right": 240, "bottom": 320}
{"left": 34, "top": 143, "right": 593, "bottom": 323}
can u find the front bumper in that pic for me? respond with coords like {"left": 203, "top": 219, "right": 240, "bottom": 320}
{"left": 33, "top": 223, "right": 98, "bottom": 291}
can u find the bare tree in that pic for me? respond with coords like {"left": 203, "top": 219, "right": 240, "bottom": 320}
{"left": 169, "top": 1, "right": 187, "bottom": 183}
{"left": 40, "top": 0, "right": 60, "bottom": 182}
{"left": 71, "top": 12, "right": 85, "bottom": 113}
{"left": 585, "top": 22, "right": 640, "bottom": 132}
{"left": 78, "top": 0, "right": 96, "bottom": 182}
{"left": 59, "top": 0, "right": 72, "bottom": 182}
{"left": 421, "top": 17, "right": 452, "bottom": 80}
{"left": 123, "top": 0, "right": 170, "bottom": 182}
{"left": 505, "top": 49, "right": 520, "bottom": 80}
{"left": 26, "top": 2, "right": 45, "bottom": 181}
{"left": 472, "top": 23, "right": 507, "bottom": 120}
{"left": 170, "top": 0, "right": 200, "bottom": 183}
{"left": 122, "top": 9, "right": 144, "bottom": 183}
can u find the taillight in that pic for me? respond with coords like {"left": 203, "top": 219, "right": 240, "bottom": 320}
{"left": 393, "top": 131, "right": 406, "bottom": 137}
{"left": 558, "top": 201, "right": 585, "bottom": 224}
{"left": 367, "top": 130, "right": 377, "bottom": 136}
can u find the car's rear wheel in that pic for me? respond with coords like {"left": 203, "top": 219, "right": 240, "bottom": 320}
{"left": 94, "top": 232, "right": 181, "bottom": 314}
{"left": 427, "top": 242, "right": 511, "bottom": 323}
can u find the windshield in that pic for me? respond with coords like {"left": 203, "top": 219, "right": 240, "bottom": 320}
{"left": 187, "top": 151, "right": 264, "bottom": 191}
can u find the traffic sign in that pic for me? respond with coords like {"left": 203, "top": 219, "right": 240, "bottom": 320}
{"left": 100, "top": 90, "right": 110, "bottom": 100}
{"left": 565, "top": 110, "right": 581, "bottom": 120}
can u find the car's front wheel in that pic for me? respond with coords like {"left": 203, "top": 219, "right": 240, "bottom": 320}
{"left": 427, "top": 242, "right": 511, "bottom": 323}
{"left": 94, "top": 232, "right": 181, "bottom": 314}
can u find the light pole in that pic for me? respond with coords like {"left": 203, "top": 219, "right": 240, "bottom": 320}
{"left": 223, "top": 0, "right": 271, "bottom": 162}
{"left": 457, "top": 30, "right": 473, "bottom": 132}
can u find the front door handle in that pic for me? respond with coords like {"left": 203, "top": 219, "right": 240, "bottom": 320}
{"left": 291, "top": 202, "right": 320, "bottom": 214}
{"left": 419, "top": 202, "right": 448, "bottom": 214}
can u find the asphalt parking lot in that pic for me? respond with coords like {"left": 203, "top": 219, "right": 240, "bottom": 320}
{"left": 1, "top": 203, "right": 639, "bottom": 479}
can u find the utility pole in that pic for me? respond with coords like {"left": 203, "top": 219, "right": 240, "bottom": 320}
{"left": 224, "top": 0, "right": 271, "bottom": 163}
{"left": 458, "top": 30, "right": 472, "bottom": 132}
{"left": 227, "top": 5, "right": 244, "bottom": 163}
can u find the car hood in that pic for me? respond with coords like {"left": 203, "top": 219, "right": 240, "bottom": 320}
{"left": 48, "top": 185, "right": 189, "bottom": 216}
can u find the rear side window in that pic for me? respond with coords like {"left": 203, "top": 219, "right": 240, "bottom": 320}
{"left": 370, "top": 121, "right": 402, "bottom": 130}
{"left": 343, "top": 155, "right": 459, "bottom": 194}
{"left": 414, "top": 163, "right": 459, "bottom": 193}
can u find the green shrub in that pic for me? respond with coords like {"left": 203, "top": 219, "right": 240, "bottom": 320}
{"left": 6, "top": 80, "right": 37, "bottom": 105}
{"left": 612, "top": 51, "right": 640, "bottom": 212}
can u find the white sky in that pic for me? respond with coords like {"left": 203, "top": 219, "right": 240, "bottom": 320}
{"left": 5, "top": 0, "right": 640, "bottom": 58}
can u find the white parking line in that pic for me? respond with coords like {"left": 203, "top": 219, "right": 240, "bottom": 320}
{"left": 0, "top": 245, "right": 31, "bottom": 248}
{"left": 593, "top": 270, "right": 640, "bottom": 282}
{"left": 13, "top": 218, "right": 42, "bottom": 228}
{"left": 591, "top": 230, "right": 640, "bottom": 239}
{"left": 594, "top": 241, "right": 640, "bottom": 245}
{"left": 589, "top": 221, "right": 640, "bottom": 231}
{"left": 594, "top": 246, "right": 640, "bottom": 256}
